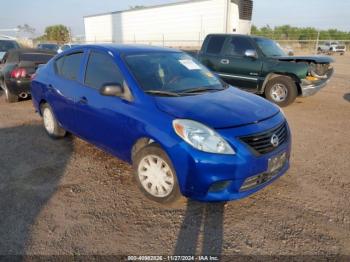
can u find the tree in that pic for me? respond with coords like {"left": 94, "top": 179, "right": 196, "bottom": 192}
{"left": 251, "top": 25, "right": 350, "bottom": 41}
{"left": 129, "top": 5, "right": 145, "bottom": 10}
{"left": 43, "top": 25, "right": 70, "bottom": 43}
{"left": 17, "top": 24, "right": 35, "bottom": 36}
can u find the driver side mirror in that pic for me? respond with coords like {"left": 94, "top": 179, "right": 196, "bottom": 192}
{"left": 100, "top": 83, "right": 124, "bottom": 97}
{"left": 244, "top": 49, "right": 258, "bottom": 59}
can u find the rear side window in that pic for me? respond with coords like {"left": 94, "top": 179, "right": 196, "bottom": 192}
{"left": 206, "top": 36, "right": 226, "bottom": 54}
{"left": 20, "top": 53, "right": 53, "bottom": 63}
{"left": 84, "top": 51, "right": 124, "bottom": 90}
{"left": 55, "top": 52, "right": 83, "bottom": 81}
{"left": 223, "top": 37, "right": 255, "bottom": 56}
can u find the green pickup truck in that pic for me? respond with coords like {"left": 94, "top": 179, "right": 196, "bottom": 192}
{"left": 196, "top": 34, "right": 334, "bottom": 107}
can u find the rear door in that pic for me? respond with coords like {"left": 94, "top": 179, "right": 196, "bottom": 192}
{"left": 216, "top": 36, "right": 263, "bottom": 91}
{"left": 48, "top": 51, "right": 85, "bottom": 132}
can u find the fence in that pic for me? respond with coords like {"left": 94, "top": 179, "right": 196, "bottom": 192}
{"left": 76, "top": 38, "right": 350, "bottom": 55}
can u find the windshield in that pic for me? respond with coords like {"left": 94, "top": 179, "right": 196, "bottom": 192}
{"left": 39, "top": 44, "right": 59, "bottom": 51}
{"left": 124, "top": 52, "right": 224, "bottom": 95}
{"left": 254, "top": 38, "right": 286, "bottom": 57}
{"left": 0, "top": 40, "right": 18, "bottom": 52}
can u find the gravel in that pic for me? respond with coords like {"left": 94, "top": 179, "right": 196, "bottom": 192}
{"left": 0, "top": 55, "right": 349, "bottom": 257}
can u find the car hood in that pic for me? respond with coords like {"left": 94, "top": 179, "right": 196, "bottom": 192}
{"left": 276, "top": 55, "right": 334, "bottom": 64}
{"left": 154, "top": 87, "right": 280, "bottom": 129}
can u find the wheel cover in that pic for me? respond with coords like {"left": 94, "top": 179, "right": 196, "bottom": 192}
{"left": 270, "top": 83, "right": 288, "bottom": 102}
{"left": 138, "top": 155, "right": 175, "bottom": 198}
{"left": 43, "top": 108, "right": 55, "bottom": 134}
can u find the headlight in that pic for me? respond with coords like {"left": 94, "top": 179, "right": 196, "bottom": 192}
{"left": 173, "top": 119, "right": 235, "bottom": 155}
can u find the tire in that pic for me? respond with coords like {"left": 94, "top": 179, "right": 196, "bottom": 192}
{"left": 1, "top": 81, "right": 18, "bottom": 103}
{"left": 41, "top": 103, "right": 66, "bottom": 139}
{"left": 264, "top": 76, "right": 298, "bottom": 107}
{"left": 133, "top": 144, "right": 182, "bottom": 204}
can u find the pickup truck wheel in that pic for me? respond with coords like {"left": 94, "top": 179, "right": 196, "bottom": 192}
{"left": 133, "top": 144, "right": 181, "bottom": 204}
{"left": 41, "top": 103, "right": 66, "bottom": 139}
{"left": 2, "top": 82, "right": 18, "bottom": 103}
{"left": 265, "top": 77, "right": 297, "bottom": 107}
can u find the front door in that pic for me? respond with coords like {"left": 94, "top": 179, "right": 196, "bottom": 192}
{"left": 73, "top": 50, "right": 135, "bottom": 160}
{"left": 216, "top": 36, "right": 263, "bottom": 91}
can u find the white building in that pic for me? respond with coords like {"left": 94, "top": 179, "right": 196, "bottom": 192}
{"left": 84, "top": 0, "right": 253, "bottom": 48}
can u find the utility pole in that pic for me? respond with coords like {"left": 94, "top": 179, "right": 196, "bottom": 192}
{"left": 315, "top": 31, "right": 320, "bottom": 54}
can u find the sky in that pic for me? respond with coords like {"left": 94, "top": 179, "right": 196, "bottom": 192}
{"left": 0, "top": 0, "right": 349, "bottom": 37}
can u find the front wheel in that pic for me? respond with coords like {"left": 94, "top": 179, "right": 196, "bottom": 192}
{"left": 41, "top": 103, "right": 66, "bottom": 139}
{"left": 133, "top": 144, "right": 182, "bottom": 204}
{"left": 264, "top": 76, "right": 298, "bottom": 107}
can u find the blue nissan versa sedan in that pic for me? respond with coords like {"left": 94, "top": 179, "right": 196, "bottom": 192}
{"left": 31, "top": 44, "right": 291, "bottom": 203}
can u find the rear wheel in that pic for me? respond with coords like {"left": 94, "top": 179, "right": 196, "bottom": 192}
{"left": 41, "top": 103, "right": 66, "bottom": 139}
{"left": 265, "top": 76, "right": 298, "bottom": 107}
{"left": 2, "top": 82, "right": 18, "bottom": 103}
{"left": 133, "top": 144, "right": 181, "bottom": 204}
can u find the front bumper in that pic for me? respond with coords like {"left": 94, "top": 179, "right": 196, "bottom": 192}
{"left": 167, "top": 112, "right": 291, "bottom": 202}
{"left": 300, "top": 68, "right": 334, "bottom": 97}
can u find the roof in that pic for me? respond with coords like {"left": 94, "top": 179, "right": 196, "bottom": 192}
{"left": 74, "top": 44, "right": 181, "bottom": 55}
{"left": 206, "top": 33, "right": 269, "bottom": 40}
{"left": 84, "top": 0, "right": 209, "bottom": 18}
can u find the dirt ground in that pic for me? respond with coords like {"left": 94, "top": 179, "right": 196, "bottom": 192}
{"left": 0, "top": 55, "right": 349, "bottom": 258}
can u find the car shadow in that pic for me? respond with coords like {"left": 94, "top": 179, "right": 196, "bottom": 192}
{"left": 343, "top": 93, "right": 350, "bottom": 102}
{"left": 174, "top": 200, "right": 225, "bottom": 256}
{"left": 0, "top": 124, "right": 73, "bottom": 255}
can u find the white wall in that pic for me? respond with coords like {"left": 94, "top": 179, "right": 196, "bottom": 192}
{"left": 84, "top": 14, "right": 113, "bottom": 42}
{"left": 84, "top": 0, "right": 252, "bottom": 47}
{"left": 114, "top": 0, "right": 227, "bottom": 44}
{"left": 237, "top": 19, "right": 252, "bottom": 35}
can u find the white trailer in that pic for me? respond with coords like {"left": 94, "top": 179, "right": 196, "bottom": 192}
{"left": 84, "top": 0, "right": 253, "bottom": 48}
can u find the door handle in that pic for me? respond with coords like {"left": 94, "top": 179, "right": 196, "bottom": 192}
{"left": 220, "top": 59, "right": 230, "bottom": 65}
{"left": 79, "top": 96, "right": 88, "bottom": 104}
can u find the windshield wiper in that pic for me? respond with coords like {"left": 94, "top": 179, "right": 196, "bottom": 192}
{"left": 179, "top": 86, "right": 226, "bottom": 94}
{"left": 145, "top": 90, "right": 180, "bottom": 97}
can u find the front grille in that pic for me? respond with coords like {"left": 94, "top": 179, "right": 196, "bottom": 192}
{"left": 337, "top": 45, "right": 345, "bottom": 49}
{"left": 240, "top": 122, "right": 288, "bottom": 155}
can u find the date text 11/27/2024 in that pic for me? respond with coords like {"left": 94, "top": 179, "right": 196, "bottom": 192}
{"left": 127, "top": 255, "right": 220, "bottom": 261}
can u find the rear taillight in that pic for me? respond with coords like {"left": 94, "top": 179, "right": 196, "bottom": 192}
{"left": 10, "top": 68, "right": 27, "bottom": 79}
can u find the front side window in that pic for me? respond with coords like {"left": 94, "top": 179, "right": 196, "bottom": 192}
{"left": 223, "top": 37, "right": 256, "bottom": 56}
{"left": 125, "top": 52, "right": 224, "bottom": 95}
{"left": 85, "top": 51, "right": 124, "bottom": 89}
{"left": 55, "top": 52, "right": 84, "bottom": 81}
